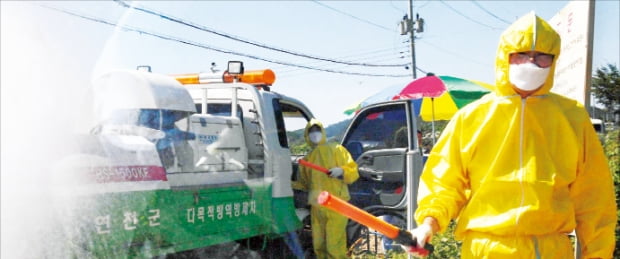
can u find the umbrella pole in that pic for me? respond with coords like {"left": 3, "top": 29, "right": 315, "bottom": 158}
{"left": 431, "top": 98, "right": 436, "bottom": 145}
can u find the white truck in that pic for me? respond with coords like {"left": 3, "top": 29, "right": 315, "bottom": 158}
{"left": 54, "top": 61, "right": 427, "bottom": 258}
{"left": 54, "top": 61, "right": 317, "bottom": 258}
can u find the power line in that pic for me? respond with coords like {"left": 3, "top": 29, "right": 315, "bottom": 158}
{"left": 470, "top": 1, "right": 511, "bottom": 25}
{"left": 274, "top": 46, "right": 410, "bottom": 73}
{"left": 277, "top": 46, "right": 420, "bottom": 75}
{"left": 416, "top": 0, "right": 432, "bottom": 10}
{"left": 311, "top": 0, "right": 394, "bottom": 32}
{"left": 281, "top": 61, "right": 426, "bottom": 78}
{"left": 278, "top": 53, "right": 409, "bottom": 75}
{"left": 40, "top": 4, "right": 413, "bottom": 78}
{"left": 417, "top": 40, "right": 491, "bottom": 67}
{"left": 389, "top": 0, "right": 406, "bottom": 14}
{"left": 276, "top": 46, "right": 410, "bottom": 72}
{"left": 114, "top": 0, "right": 408, "bottom": 68}
{"left": 274, "top": 48, "right": 411, "bottom": 74}
{"left": 265, "top": 35, "right": 410, "bottom": 75}
{"left": 438, "top": 0, "right": 502, "bottom": 31}
{"left": 276, "top": 47, "right": 422, "bottom": 76}
{"left": 329, "top": 46, "right": 410, "bottom": 60}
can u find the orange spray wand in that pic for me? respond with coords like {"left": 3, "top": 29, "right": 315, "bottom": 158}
{"left": 298, "top": 159, "right": 330, "bottom": 174}
{"left": 317, "top": 191, "right": 433, "bottom": 256}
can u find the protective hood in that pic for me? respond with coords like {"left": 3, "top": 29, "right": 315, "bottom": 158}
{"left": 304, "top": 118, "right": 326, "bottom": 146}
{"left": 495, "top": 12, "right": 561, "bottom": 97}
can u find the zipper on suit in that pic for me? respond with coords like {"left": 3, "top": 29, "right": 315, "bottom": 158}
{"left": 516, "top": 98, "right": 527, "bottom": 229}
{"left": 532, "top": 236, "right": 541, "bottom": 259}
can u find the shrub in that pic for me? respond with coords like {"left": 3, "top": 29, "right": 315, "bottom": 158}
{"left": 603, "top": 129, "right": 620, "bottom": 258}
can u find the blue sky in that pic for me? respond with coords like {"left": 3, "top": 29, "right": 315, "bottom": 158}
{"left": 1, "top": 1, "right": 619, "bottom": 130}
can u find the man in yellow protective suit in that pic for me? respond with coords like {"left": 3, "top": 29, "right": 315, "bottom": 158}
{"left": 296, "top": 119, "right": 359, "bottom": 259}
{"left": 405, "top": 12, "right": 616, "bottom": 258}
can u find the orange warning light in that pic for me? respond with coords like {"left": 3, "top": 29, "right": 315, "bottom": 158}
{"left": 173, "top": 73, "right": 201, "bottom": 85}
{"left": 238, "top": 69, "right": 276, "bottom": 85}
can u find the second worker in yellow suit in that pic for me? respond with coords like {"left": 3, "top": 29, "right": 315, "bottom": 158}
{"left": 295, "top": 119, "right": 359, "bottom": 259}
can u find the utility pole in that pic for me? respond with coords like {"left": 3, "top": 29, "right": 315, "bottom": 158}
{"left": 401, "top": 0, "right": 424, "bottom": 79}
{"left": 408, "top": 0, "right": 417, "bottom": 79}
{"left": 402, "top": 3, "right": 425, "bottom": 259}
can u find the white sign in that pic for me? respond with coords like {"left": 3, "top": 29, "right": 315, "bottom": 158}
{"left": 550, "top": 0, "right": 595, "bottom": 108}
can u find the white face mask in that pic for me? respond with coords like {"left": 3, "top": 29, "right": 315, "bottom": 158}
{"left": 509, "top": 63, "right": 550, "bottom": 92}
{"left": 309, "top": 131, "right": 322, "bottom": 144}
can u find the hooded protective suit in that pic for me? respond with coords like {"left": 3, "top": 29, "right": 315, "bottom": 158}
{"left": 296, "top": 118, "right": 358, "bottom": 259}
{"left": 414, "top": 13, "right": 616, "bottom": 258}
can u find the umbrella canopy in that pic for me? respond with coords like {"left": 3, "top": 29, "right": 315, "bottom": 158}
{"left": 394, "top": 75, "right": 493, "bottom": 121}
{"left": 344, "top": 75, "right": 492, "bottom": 144}
{"left": 345, "top": 76, "right": 492, "bottom": 120}
{"left": 393, "top": 75, "right": 492, "bottom": 144}
{"left": 394, "top": 76, "right": 446, "bottom": 99}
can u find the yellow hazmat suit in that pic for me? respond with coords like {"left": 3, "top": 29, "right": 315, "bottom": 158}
{"left": 296, "top": 119, "right": 359, "bottom": 259}
{"left": 414, "top": 13, "right": 616, "bottom": 258}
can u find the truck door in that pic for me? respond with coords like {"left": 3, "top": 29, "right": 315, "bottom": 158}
{"left": 342, "top": 102, "right": 414, "bottom": 209}
{"left": 270, "top": 99, "right": 313, "bottom": 198}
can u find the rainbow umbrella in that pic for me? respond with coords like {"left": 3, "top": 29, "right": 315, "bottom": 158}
{"left": 393, "top": 75, "right": 493, "bottom": 143}
{"left": 394, "top": 75, "right": 492, "bottom": 121}
{"left": 344, "top": 76, "right": 492, "bottom": 142}
{"left": 345, "top": 76, "right": 492, "bottom": 118}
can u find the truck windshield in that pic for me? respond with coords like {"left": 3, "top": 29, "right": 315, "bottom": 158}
{"left": 343, "top": 104, "right": 408, "bottom": 158}
{"left": 97, "top": 109, "right": 192, "bottom": 134}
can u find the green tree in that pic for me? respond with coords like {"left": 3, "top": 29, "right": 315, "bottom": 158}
{"left": 290, "top": 142, "right": 311, "bottom": 155}
{"left": 591, "top": 64, "right": 620, "bottom": 117}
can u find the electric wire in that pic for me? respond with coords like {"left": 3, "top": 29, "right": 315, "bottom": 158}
{"left": 281, "top": 62, "right": 426, "bottom": 78}
{"left": 389, "top": 0, "right": 405, "bottom": 14}
{"left": 416, "top": 0, "right": 432, "bottom": 10}
{"left": 438, "top": 0, "right": 502, "bottom": 30}
{"left": 117, "top": 1, "right": 427, "bottom": 77}
{"left": 417, "top": 40, "right": 491, "bottom": 67}
{"left": 471, "top": 1, "right": 512, "bottom": 25}
{"left": 277, "top": 46, "right": 409, "bottom": 71}
{"left": 278, "top": 53, "right": 409, "bottom": 75}
{"left": 277, "top": 45, "right": 417, "bottom": 76}
{"left": 40, "top": 4, "right": 414, "bottom": 78}
{"left": 114, "top": 0, "right": 408, "bottom": 68}
{"left": 278, "top": 43, "right": 422, "bottom": 76}
{"left": 311, "top": 0, "right": 394, "bottom": 32}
